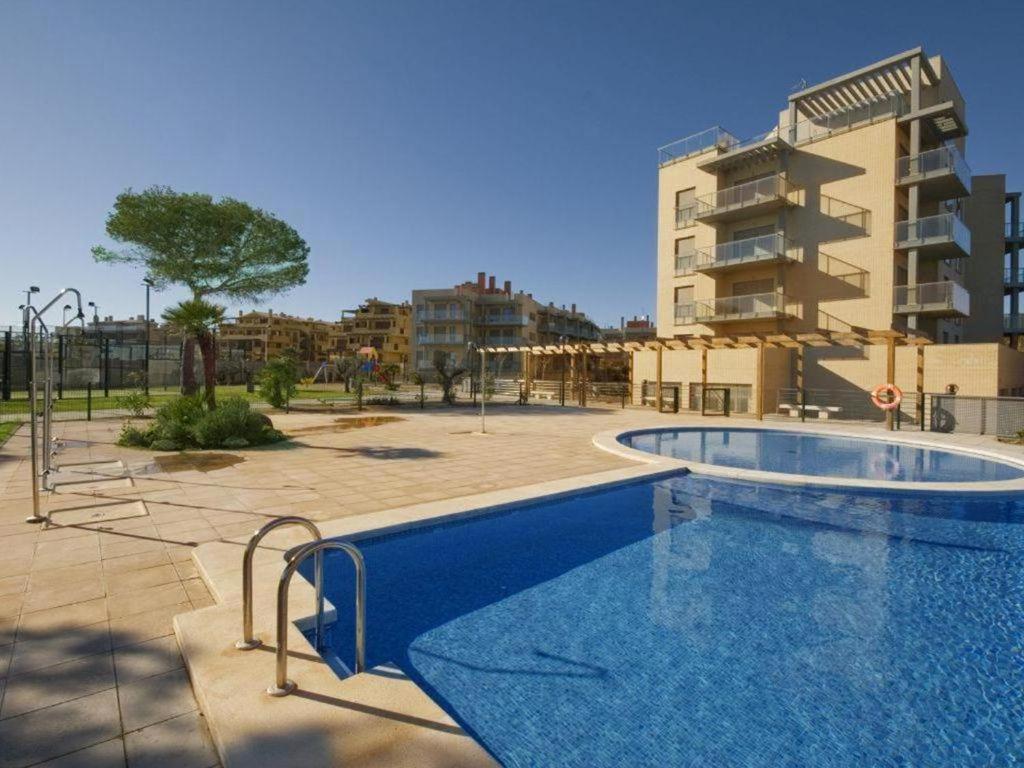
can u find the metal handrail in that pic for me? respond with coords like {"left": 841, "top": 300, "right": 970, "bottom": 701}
{"left": 236, "top": 516, "right": 323, "bottom": 651}
{"left": 268, "top": 539, "right": 366, "bottom": 697}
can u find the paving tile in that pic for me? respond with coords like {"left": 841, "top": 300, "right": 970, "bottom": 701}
{"left": 104, "top": 564, "right": 180, "bottom": 596}
{"left": 123, "top": 710, "right": 217, "bottom": 768}
{"left": 108, "top": 602, "right": 191, "bottom": 649}
{"left": 20, "top": 579, "right": 106, "bottom": 614}
{"left": 0, "top": 651, "right": 115, "bottom": 719}
{"left": 0, "top": 576, "right": 27, "bottom": 598}
{"left": 8, "top": 620, "right": 110, "bottom": 675}
{"left": 106, "top": 582, "right": 188, "bottom": 621}
{"left": 117, "top": 667, "right": 196, "bottom": 732}
{"left": 102, "top": 551, "right": 173, "bottom": 576}
{"left": 32, "top": 737, "right": 126, "bottom": 768}
{"left": 17, "top": 598, "right": 108, "bottom": 636}
{"left": 0, "top": 689, "right": 121, "bottom": 768}
{"left": 112, "top": 635, "right": 183, "bottom": 684}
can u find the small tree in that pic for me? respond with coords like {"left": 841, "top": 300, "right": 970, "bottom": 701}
{"left": 433, "top": 353, "right": 467, "bottom": 405}
{"left": 259, "top": 355, "right": 299, "bottom": 409}
{"left": 334, "top": 357, "right": 361, "bottom": 392}
{"left": 162, "top": 299, "right": 225, "bottom": 410}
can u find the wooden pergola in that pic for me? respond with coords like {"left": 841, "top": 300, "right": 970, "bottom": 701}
{"left": 481, "top": 329, "right": 931, "bottom": 429}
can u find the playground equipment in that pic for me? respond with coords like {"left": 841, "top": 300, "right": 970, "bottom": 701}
{"left": 23, "top": 288, "right": 87, "bottom": 526}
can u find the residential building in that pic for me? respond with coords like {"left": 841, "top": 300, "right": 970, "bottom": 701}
{"left": 1004, "top": 193, "right": 1024, "bottom": 344}
{"left": 218, "top": 310, "right": 341, "bottom": 363}
{"left": 338, "top": 298, "right": 411, "bottom": 369}
{"left": 644, "top": 47, "right": 1023, "bottom": 407}
{"left": 600, "top": 316, "right": 657, "bottom": 344}
{"left": 411, "top": 273, "right": 600, "bottom": 373}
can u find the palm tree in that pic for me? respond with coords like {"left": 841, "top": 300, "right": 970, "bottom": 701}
{"left": 162, "top": 299, "right": 225, "bottom": 410}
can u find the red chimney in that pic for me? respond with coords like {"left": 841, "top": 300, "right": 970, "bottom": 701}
{"left": 488, "top": 275, "right": 496, "bottom": 291}
{"left": 477, "top": 272, "right": 486, "bottom": 291}
{"left": 571, "top": 303, "right": 576, "bottom": 314}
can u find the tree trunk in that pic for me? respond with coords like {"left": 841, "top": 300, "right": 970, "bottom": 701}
{"left": 197, "top": 331, "right": 217, "bottom": 410}
{"left": 181, "top": 338, "right": 198, "bottom": 396}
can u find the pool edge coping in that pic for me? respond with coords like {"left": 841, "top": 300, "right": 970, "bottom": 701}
{"left": 592, "top": 423, "right": 1024, "bottom": 493}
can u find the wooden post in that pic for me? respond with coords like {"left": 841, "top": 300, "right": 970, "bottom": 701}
{"left": 655, "top": 346, "right": 663, "bottom": 412}
{"left": 756, "top": 342, "right": 765, "bottom": 420}
{"left": 627, "top": 349, "right": 634, "bottom": 405}
{"left": 885, "top": 337, "right": 896, "bottom": 431}
{"left": 581, "top": 350, "right": 588, "bottom": 407}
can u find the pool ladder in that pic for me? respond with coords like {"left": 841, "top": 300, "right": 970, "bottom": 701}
{"left": 236, "top": 516, "right": 366, "bottom": 697}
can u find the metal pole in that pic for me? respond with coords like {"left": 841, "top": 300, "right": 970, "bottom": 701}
{"left": 479, "top": 348, "right": 486, "bottom": 433}
{"left": 144, "top": 281, "right": 151, "bottom": 395}
{"left": 26, "top": 318, "right": 42, "bottom": 523}
{"left": 2, "top": 329, "right": 10, "bottom": 401}
{"left": 103, "top": 338, "right": 110, "bottom": 398}
{"left": 57, "top": 334, "right": 64, "bottom": 399}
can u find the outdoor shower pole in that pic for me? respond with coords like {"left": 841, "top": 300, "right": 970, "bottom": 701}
{"left": 479, "top": 347, "right": 486, "bottom": 434}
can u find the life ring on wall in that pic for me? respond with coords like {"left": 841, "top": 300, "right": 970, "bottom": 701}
{"left": 870, "top": 383, "right": 903, "bottom": 411}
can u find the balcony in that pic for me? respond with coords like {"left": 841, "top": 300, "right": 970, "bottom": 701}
{"left": 674, "top": 205, "right": 697, "bottom": 230}
{"left": 484, "top": 335, "right": 523, "bottom": 346}
{"left": 894, "top": 213, "right": 970, "bottom": 260}
{"left": 675, "top": 251, "right": 696, "bottom": 276}
{"left": 694, "top": 233, "right": 794, "bottom": 274}
{"left": 1008, "top": 222, "right": 1024, "bottom": 241}
{"left": 694, "top": 175, "right": 797, "bottom": 224}
{"left": 658, "top": 126, "right": 738, "bottom": 166}
{"left": 696, "top": 130, "right": 792, "bottom": 173}
{"left": 695, "top": 292, "right": 796, "bottom": 324}
{"left": 1005, "top": 315, "right": 1024, "bottom": 333}
{"left": 893, "top": 281, "right": 969, "bottom": 318}
{"left": 674, "top": 303, "right": 696, "bottom": 326}
{"left": 896, "top": 145, "right": 971, "bottom": 200}
{"left": 416, "top": 333, "right": 463, "bottom": 345}
{"left": 416, "top": 309, "right": 463, "bottom": 322}
{"left": 1005, "top": 267, "right": 1024, "bottom": 286}
{"left": 480, "top": 314, "right": 528, "bottom": 326}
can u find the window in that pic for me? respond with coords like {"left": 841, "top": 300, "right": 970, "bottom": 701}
{"left": 675, "top": 237, "right": 696, "bottom": 274}
{"left": 732, "top": 224, "right": 775, "bottom": 241}
{"left": 732, "top": 278, "right": 774, "bottom": 296}
{"left": 675, "top": 188, "right": 696, "bottom": 228}
{"left": 674, "top": 286, "right": 695, "bottom": 325}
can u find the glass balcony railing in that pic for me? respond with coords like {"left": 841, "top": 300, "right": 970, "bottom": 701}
{"left": 1005, "top": 315, "right": 1024, "bottom": 333}
{"left": 694, "top": 233, "right": 790, "bottom": 272}
{"left": 658, "top": 126, "right": 738, "bottom": 165}
{"left": 416, "top": 333, "right": 463, "bottom": 345}
{"left": 893, "top": 281, "right": 969, "bottom": 316}
{"left": 896, "top": 145, "right": 971, "bottom": 196}
{"left": 695, "top": 292, "right": 794, "bottom": 322}
{"left": 787, "top": 93, "right": 907, "bottom": 146}
{"left": 895, "top": 212, "right": 971, "bottom": 258}
{"left": 674, "top": 205, "right": 697, "bottom": 229}
{"left": 416, "top": 309, "right": 463, "bottom": 321}
{"left": 480, "top": 314, "right": 528, "bottom": 326}
{"left": 674, "top": 303, "right": 696, "bottom": 325}
{"left": 1007, "top": 222, "right": 1024, "bottom": 239}
{"left": 695, "top": 175, "right": 795, "bottom": 221}
{"left": 675, "top": 251, "right": 696, "bottom": 276}
{"left": 1005, "top": 267, "right": 1024, "bottom": 284}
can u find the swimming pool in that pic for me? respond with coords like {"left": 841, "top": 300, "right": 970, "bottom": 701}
{"left": 618, "top": 427, "right": 1024, "bottom": 483}
{"left": 303, "top": 474, "right": 1024, "bottom": 767}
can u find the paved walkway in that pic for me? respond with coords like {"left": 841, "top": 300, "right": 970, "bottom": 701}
{"left": 0, "top": 404, "right": 1018, "bottom": 766}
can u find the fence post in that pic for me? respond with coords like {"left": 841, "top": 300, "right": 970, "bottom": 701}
{"left": 57, "top": 334, "right": 64, "bottom": 399}
{"left": 357, "top": 380, "right": 363, "bottom": 411}
{"left": 920, "top": 394, "right": 926, "bottom": 431}
{"left": 103, "top": 339, "right": 111, "bottom": 398}
{"left": 799, "top": 388, "right": 806, "bottom": 422}
{"left": 1, "top": 329, "right": 10, "bottom": 401}
{"left": 86, "top": 382, "right": 92, "bottom": 421}
{"left": 420, "top": 381, "right": 424, "bottom": 410}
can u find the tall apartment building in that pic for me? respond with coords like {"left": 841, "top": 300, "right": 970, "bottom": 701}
{"left": 218, "top": 310, "right": 341, "bottom": 363}
{"left": 411, "top": 273, "right": 600, "bottom": 373}
{"left": 338, "top": 298, "right": 411, "bottom": 369}
{"left": 1005, "top": 194, "right": 1024, "bottom": 343}
{"left": 653, "top": 47, "right": 1020, "bottom": 398}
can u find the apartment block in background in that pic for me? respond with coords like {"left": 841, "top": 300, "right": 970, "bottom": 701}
{"left": 338, "top": 298, "right": 411, "bottom": 369}
{"left": 1004, "top": 193, "right": 1024, "bottom": 344}
{"left": 218, "top": 310, "right": 342, "bottom": 363}
{"left": 411, "top": 273, "right": 600, "bottom": 373}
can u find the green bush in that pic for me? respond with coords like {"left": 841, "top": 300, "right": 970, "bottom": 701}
{"left": 150, "top": 438, "right": 181, "bottom": 451}
{"left": 222, "top": 436, "right": 250, "bottom": 449}
{"left": 116, "top": 391, "right": 152, "bottom": 418}
{"left": 153, "top": 395, "right": 206, "bottom": 446}
{"left": 192, "top": 397, "right": 267, "bottom": 448}
{"left": 258, "top": 357, "right": 299, "bottom": 409}
{"left": 117, "top": 422, "right": 150, "bottom": 448}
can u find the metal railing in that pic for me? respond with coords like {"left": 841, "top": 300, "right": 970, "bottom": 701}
{"left": 787, "top": 93, "right": 907, "bottom": 145}
{"left": 1004, "top": 314, "right": 1024, "bottom": 333}
{"left": 658, "top": 126, "right": 738, "bottom": 164}
{"left": 237, "top": 517, "right": 323, "bottom": 651}
{"left": 1006, "top": 221, "right": 1024, "bottom": 239}
{"left": 416, "top": 333, "right": 464, "bottom": 345}
{"left": 268, "top": 539, "right": 366, "bottom": 696}
{"left": 695, "top": 292, "right": 793, "bottom": 322}
{"left": 415, "top": 309, "right": 463, "bottom": 321}
{"left": 480, "top": 315, "right": 528, "bottom": 326}
{"left": 675, "top": 205, "right": 697, "bottom": 229}
{"left": 893, "top": 281, "right": 970, "bottom": 315}
{"left": 1005, "top": 267, "right": 1024, "bottom": 284}
{"left": 695, "top": 175, "right": 793, "bottom": 219}
{"left": 896, "top": 145, "right": 971, "bottom": 192}
{"left": 695, "top": 233, "right": 789, "bottom": 271}
{"left": 895, "top": 212, "right": 970, "bottom": 252}
{"left": 674, "top": 251, "right": 696, "bottom": 275}
{"left": 674, "top": 303, "right": 696, "bottom": 325}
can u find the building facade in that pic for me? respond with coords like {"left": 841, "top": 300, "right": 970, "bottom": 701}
{"left": 338, "top": 299, "right": 411, "bottom": 369}
{"left": 217, "top": 310, "right": 341, "bottom": 363}
{"left": 411, "top": 273, "right": 600, "bottom": 374}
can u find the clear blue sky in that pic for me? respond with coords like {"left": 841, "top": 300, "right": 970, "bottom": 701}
{"left": 2, "top": 0, "right": 1022, "bottom": 328}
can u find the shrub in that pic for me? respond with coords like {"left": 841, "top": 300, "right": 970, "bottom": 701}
{"left": 116, "top": 390, "right": 152, "bottom": 418}
{"left": 365, "top": 396, "right": 400, "bottom": 406}
{"left": 150, "top": 438, "right": 181, "bottom": 451}
{"left": 222, "top": 436, "right": 250, "bottom": 449}
{"left": 152, "top": 395, "right": 205, "bottom": 447}
{"left": 259, "top": 357, "right": 299, "bottom": 409}
{"left": 117, "top": 422, "right": 150, "bottom": 448}
{"left": 262, "top": 427, "right": 286, "bottom": 443}
{"left": 193, "top": 397, "right": 267, "bottom": 448}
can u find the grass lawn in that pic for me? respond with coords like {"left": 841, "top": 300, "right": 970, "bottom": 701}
{"left": 0, "top": 421, "right": 20, "bottom": 447}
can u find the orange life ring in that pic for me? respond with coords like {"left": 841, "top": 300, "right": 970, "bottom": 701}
{"left": 870, "top": 383, "right": 903, "bottom": 411}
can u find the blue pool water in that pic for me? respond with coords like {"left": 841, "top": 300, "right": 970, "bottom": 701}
{"left": 304, "top": 475, "right": 1024, "bottom": 767}
{"left": 621, "top": 427, "right": 1024, "bottom": 482}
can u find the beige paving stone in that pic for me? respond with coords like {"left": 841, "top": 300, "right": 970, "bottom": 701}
{"left": 117, "top": 667, "right": 196, "bottom": 732}
{"left": 112, "top": 635, "right": 183, "bottom": 684}
{"left": 17, "top": 598, "right": 109, "bottom": 636}
{"left": 0, "top": 576, "right": 27, "bottom": 598}
{"left": 0, "top": 652, "right": 116, "bottom": 719}
{"left": 106, "top": 582, "right": 189, "bottom": 620}
{"left": 20, "top": 579, "right": 106, "bottom": 614}
{"left": 8, "top": 620, "right": 111, "bottom": 675}
{"left": 0, "top": 688, "right": 122, "bottom": 768}
{"left": 104, "top": 564, "right": 180, "bottom": 596}
{"left": 102, "top": 550, "right": 173, "bottom": 575}
{"left": 123, "top": 710, "right": 218, "bottom": 768}
{"left": 108, "top": 602, "right": 191, "bottom": 649}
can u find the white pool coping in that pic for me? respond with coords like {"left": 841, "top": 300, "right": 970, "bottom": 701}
{"left": 593, "top": 423, "right": 1024, "bottom": 494}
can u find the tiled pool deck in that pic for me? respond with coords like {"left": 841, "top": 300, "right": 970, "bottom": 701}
{"left": 0, "top": 404, "right": 1020, "bottom": 767}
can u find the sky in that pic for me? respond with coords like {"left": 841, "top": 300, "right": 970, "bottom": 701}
{"left": 2, "top": 0, "right": 1023, "bottom": 328}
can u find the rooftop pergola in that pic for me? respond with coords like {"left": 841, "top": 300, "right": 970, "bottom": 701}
{"left": 481, "top": 329, "right": 931, "bottom": 428}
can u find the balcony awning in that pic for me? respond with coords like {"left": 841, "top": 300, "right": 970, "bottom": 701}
{"left": 697, "top": 134, "right": 791, "bottom": 172}
{"left": 788, "top": 47, "right": 936, "bottom": 119}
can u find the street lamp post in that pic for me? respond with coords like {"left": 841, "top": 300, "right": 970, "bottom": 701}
{"left": 559, "top": 335, "right": 567, "bottom": 407}
{"left": 23, "top": 286, "right": 39, "bottom": 395}
{"left": 143, "top": 278, "right": 154, "bottom": 395}
{"left": 467, "top": 341, "right": 484, "bottom": 433}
